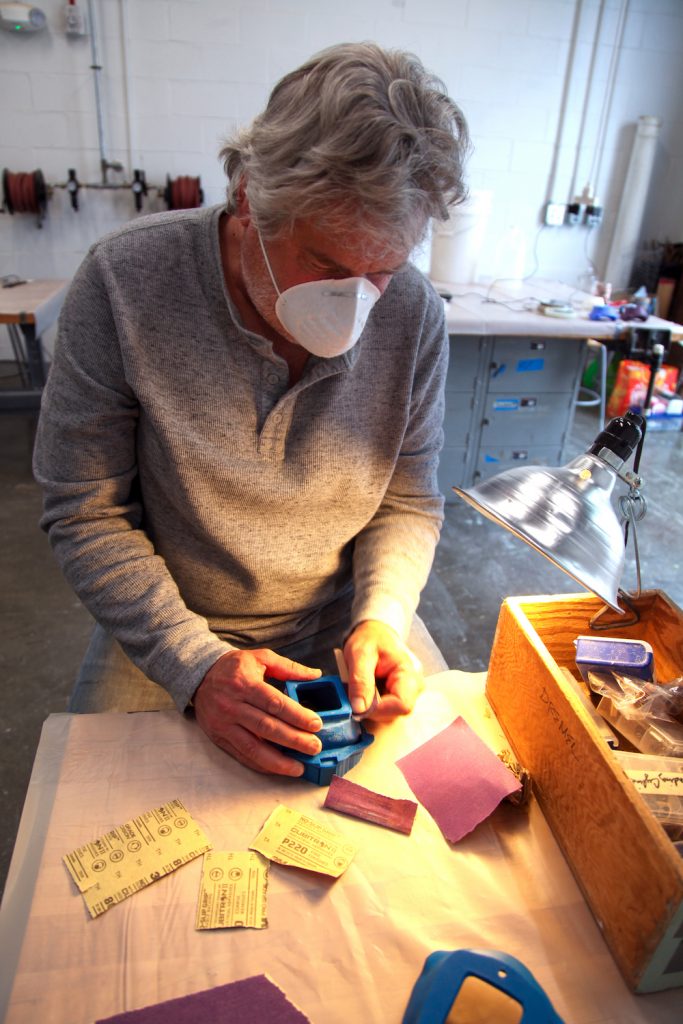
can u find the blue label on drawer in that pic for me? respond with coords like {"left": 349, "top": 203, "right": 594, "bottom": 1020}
{"left": 492, "top": 398, "right": 519, "bottom": 411}
{"left": 484, "top": 454, "right": 500, "bottom": 463}
{"left": 516, "top": 358, "right": 545, "bottom": 372}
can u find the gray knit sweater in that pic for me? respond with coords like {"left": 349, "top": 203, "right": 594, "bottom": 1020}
{"left": 33, "top": 205, "right": 447, "bottom": 709}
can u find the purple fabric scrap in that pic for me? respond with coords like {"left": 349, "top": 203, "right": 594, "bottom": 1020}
{"left": 323, "top": 774, "right": 417, "bottom": 834}
{"left": 396, "top": 716, "right": 521, "bottom": 843}
{"left": 95, "top": 973, "right": 312, "bottom": 1024}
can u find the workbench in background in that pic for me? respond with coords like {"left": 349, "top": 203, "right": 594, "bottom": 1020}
{"left": 436, "top": 279, "right": 683, "bottom": 497}
{"left": 0, "top": 279, "right": 69, "bottom": 411}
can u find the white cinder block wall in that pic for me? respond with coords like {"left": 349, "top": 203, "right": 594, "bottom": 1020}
{"left": 1, "top": 0, "right": 682, "bottom": 357}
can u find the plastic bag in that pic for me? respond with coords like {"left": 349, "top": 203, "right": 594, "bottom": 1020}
{"left": 587, "top": 670, "right": 683, "bottom": 757}
{"left": 587, "top": 671, "right": 683, "bottom": 720}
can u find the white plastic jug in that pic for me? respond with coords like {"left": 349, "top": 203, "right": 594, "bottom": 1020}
{"left": 429, "top": 190, "right": 492, "bottom": 284}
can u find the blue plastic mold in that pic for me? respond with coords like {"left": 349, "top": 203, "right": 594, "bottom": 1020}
{"left": 402, "top": 949, "right": 565, "bottom": 1024}
{"left": 283, "top": 674, "right": 374, "bottom": 786}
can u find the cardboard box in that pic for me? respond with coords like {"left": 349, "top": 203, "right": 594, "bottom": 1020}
{"left": 485, "top": 590, "right": 683, "bottom": 993}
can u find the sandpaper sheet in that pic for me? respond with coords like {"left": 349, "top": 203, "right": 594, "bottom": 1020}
{"left": 396, "top": 716, "right": 521, "bottom": 843}
{"left": 63, "top": 798, "right": 212, "bottom": 918}
{"left": 195, "top": 851, "right": 268, "bottom": 930}
{"left": 249, "top": 804, "right": 357, "bottom": 877}
{"left": 95, "top": 973, "right": 312, "bottom": 1023}
{"left": 323, "top": 774, "right": 417, "bottom": 834}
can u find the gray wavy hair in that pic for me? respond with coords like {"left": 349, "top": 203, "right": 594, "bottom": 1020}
{"left": 220, "top": 42, "right": 470, "bottom": 253}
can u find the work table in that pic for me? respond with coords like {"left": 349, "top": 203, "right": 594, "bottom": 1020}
{"left": 434, "top": 277, "right": 683, "bottom": 340}
{"left": 0, "top": 672, "right": 679, "bottom": 1023}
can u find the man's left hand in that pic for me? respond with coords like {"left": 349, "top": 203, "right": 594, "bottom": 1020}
{"left": 343, "top": 619, "right": 424, "bottom": 721}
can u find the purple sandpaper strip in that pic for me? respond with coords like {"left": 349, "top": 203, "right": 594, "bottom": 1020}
{"left": 396, "top": 716, "right": 521, "bottom": 844}
{"left": 95, "top": 973, "right": 312, "bottom": 1024}
{"left": 323, "top": 774, "right": 418, "bottom": 835}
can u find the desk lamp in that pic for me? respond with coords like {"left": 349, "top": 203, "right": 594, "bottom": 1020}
{"left": 452, "top": 412, "right": 647, "bottom": 620}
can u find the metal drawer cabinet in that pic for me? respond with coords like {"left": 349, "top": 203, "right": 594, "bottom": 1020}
{"left": 486, "top": 336, "right": 585, "bottom": 394}
{"left": 473, "top": 443, "right": 565, "bottom": 483}
{"left": 479, "top": 391, "right": 575, "bottom": 447}
{"left": 442, "top": 333, "right": 587, "bottom": 499}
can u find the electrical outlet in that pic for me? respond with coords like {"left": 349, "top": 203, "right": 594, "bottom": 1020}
{"left": 585, "top": 204, "right": 603, "bottom": 227}
{"left": 544, "top": 202, "right": 566, "bottom": 227}
{"left": 65, "top": 2, "right": 87, "bottom": 35}
{"left": 566, "top": 202, "right": 582, "bottom": 226}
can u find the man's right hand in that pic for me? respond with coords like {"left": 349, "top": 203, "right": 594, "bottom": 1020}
{"left": 192, "top": 649, "right": 323, "bottom": 776}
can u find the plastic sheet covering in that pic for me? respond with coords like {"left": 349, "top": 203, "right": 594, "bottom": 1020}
{"left": 1, "top": 672, "right": 680, "bottom": 1024}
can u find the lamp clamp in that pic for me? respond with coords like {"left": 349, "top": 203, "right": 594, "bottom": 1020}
{"left": 594, "top": 448, "right": 643, "bottom": 490}
{"left": 620, "top": 469, "right": 644, "bottom": 491}
{"left": 618, "top": 488, "right": 647, "bottom": 523}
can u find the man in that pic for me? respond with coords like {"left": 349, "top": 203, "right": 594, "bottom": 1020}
{"left": 33, "top": 42, "right": 469, "bottom": 777}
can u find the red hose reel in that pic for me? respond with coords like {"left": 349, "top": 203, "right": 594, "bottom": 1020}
{"left": 2, "top": 169, "right": 48, "bottom": 223}
{"left": 164, "top": 175, "right": 203, "bottom": 210}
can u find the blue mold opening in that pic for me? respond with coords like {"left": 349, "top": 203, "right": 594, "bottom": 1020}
{"left": 282, "top": 675, "right": 374, "bottom": 786}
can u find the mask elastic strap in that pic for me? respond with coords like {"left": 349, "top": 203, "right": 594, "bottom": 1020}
{"left": 256, "top": 228, "right": 282, "bottom": 297}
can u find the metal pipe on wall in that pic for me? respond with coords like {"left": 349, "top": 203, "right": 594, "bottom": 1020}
{"left": 87, "top": 0, "right": 123, "bottom": 183}
{"left": 543, "top": 0, "right": 586, "bottom": 204}
{"left": 566, "top": 0, "right": 607, "bottom": 202}
{"left": 586, "top": 0, "right": 630, "bottom": 197}
{"left": 118, "top": 0, "right": 136, "bottom": 178}
{"left": 603, "top": 114, "right": 662, "bottom": 290}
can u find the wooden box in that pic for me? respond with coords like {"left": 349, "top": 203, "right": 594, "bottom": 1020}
{"left": 486, "top": 590, "right": 683, "bottom": 993}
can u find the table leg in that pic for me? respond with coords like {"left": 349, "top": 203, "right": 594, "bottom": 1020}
{"left": 19, "top": 320, "right": 47, "bottom": 389}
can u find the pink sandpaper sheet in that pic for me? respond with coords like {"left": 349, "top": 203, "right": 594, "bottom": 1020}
{"left": 396, "top": 716, "right": 521, "bottom": 843}
{"left": 96, "top": 973, "right": 312, "bottom": 1024}
{"left": 323, "top": 774, "right": 418, "bottom": 834}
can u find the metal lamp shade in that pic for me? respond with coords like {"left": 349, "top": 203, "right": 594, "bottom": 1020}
{"left": 453, "top": 453, "right": 626, "bottom": 613}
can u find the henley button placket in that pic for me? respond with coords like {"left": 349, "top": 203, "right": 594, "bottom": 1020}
{"left": 257, "top": 356, "right": 348, "bottom": 460}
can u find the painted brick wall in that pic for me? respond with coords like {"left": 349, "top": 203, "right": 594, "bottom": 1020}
{"left": 1, "top": 0, "right": 682, "bottom": 354}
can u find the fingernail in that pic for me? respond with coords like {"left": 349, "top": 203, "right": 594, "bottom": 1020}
{"left": 309, "top": 738, "right": 322, "bottom": 754}
{"left": 309, "top": 717, "right": 323, "bottom": 731}
{"left": 351, "top": 697, "right": 366, "bottom": 714}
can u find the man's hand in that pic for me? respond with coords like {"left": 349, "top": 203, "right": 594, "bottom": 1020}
{"left": 343, "top": 620, "right": 424, "bottom": 721}
{"left": 192, "top": 649, "right": 323, "bottom": 776}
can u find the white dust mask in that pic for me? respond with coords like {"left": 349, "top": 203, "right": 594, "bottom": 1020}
{"left": 257, "top": 230, "right": 381, "bottom": 358}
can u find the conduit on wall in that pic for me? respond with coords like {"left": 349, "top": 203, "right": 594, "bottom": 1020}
{"left": 561, "top": 0, "right": 603, "bottom": 203}
{"left": 86, "top": 0, "right": 123, "bottom": 184}
{"left": 583, "top": 0, "right": 630, "bottom": 202}
{"left": 545, "top": 0, "right": 630, "bottom": 210}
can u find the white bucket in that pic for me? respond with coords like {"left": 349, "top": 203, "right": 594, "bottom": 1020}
{"left": 429, "top": 189, "right": 492, "bottom": 284}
